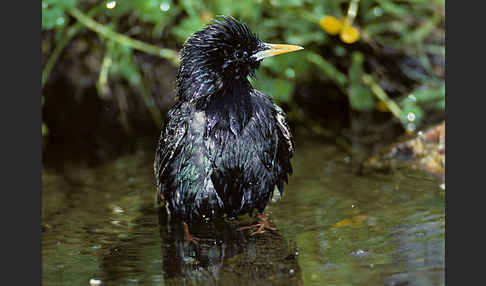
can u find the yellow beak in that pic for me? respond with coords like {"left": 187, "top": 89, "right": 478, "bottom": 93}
{"left": 252, "top": 43, "right": 304, "bottom": 61}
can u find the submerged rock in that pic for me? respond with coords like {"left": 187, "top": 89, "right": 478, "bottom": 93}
{"left": 365, "top": 121, "right": 445, "bottom": 181}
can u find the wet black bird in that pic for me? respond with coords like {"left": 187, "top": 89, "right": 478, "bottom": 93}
{"left": 154, "top": 16, "right": 302, "bottom": 241}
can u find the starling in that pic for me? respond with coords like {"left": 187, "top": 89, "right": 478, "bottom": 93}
{"left": 154, "top": 16, "right": 302, "bottom": 240}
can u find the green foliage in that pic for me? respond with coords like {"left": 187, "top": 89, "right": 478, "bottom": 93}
{"left": 397, "top": 83, "right": 445, "bottom": 130}
{"left": 348, "top": 52, "right": 375, "bottom": 111}
{"left": 171, "top": 16, "right": 205, "bottom": 42}
{"left": 402, "top": 84, "right": 445, "bottom": 108}
{"left": 42, "top": 0, "right": 78, "bottom": 29}
{"left": 307, "top": 52, "right": 347, "bottom": 87}
{"left": 42, "top": 0, "right": 444, "bottom": 133}
{"left": 107, "top": 42, "right": 140, "bottom": 85}
{"left": 252, "top": 70, "right": 294, "bottom": 104}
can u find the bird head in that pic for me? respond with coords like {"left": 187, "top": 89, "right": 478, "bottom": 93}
{"left": 177, "top": 16, "right": 303, "bottom": 100}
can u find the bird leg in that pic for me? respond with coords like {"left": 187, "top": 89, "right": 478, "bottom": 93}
{"left": 184, "top": 222, "right": 200, "bottom": 244}
{"left": 238, "top": 213, "right": 276, "bottom": 235}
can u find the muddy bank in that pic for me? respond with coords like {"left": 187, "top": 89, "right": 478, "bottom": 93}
{"left": 365, "top": 121, "right": 445, "bottom": 181}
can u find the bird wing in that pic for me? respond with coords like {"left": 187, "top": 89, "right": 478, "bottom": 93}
{"left": 273, "top": 103, "right": 294, "bottom": 194}
{"left": 273, "top": 104, "right": 294, "bottom": 156}
{"left": 154, "top": 101, "right": 188, "bottom": 204}
{"left": 252, "top": 89, "right": 294, "bottom": 194}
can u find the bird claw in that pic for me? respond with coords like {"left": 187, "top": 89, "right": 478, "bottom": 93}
{"left": 185, "top": 233, "right": 201, "bottom": 245}
{"left": 238, "top": 213, "right": 277, "bottom": 235}
{"left": 184, "top": 222, "right": 200, "bottom": 245}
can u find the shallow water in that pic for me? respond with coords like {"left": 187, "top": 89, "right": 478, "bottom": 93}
{"left": 42, "top": 139, "right": 444, "bottom": 286}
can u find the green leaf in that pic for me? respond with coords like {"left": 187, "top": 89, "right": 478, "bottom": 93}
{"left": 348, "top": 85, "right": 375, "bottom": 111}
{"left": 133, "top": 0, "right": 173, "bottom": 23}
{"left": 284, "top": 30, "right": 325, "bottom": 46}
{"left": 43, "top": 0, "right": 78, "bottom": 9}
{"left": 272, "top": 0, "right": 305, "bottom": 7}
{"left": 253, "top": 70, "right": 294, "bottom": 104}
{"left": 42, "top": 0, "right": 79, "bottom": 30}
{"left": 262, "top": 51, "right": 312, "bottom": 80}
{"left": 348, "top": 52, "right": 364, "bottom": 83}
{"left": 42, "top": 6, "right": 65, "bottom": 30}
{"left": 307, "top": 51, "right": 347, "bottom": 87}
{"left": 108, "top": 42, "right": 141, "bottom": 85}
{"left": 375, "top": 0, "right": 410, "bottom": 17}
{"left": 400, "top": 83, "right": 445, "bottom": 108}
{"left": 347, "top": 52, "right": 375, "bottom": 111}
{"left": 208, "top": 0, "right": 261, "bottom": 23}
{"left": 179, "top": 0, "right": 205, "bottom": 18}
{"left": 171, "top": 16, "right": 205, "bottom": 42}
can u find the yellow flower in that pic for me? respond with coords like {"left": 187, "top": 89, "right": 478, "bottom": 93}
{"left": 320, "top": 15, "right": 360, "bottom": 44}
{"left": 319, "top": 16, "right": 342, "bottom": 35}
{"left": 340, "top": 25, "right": 360, "bottom": 44}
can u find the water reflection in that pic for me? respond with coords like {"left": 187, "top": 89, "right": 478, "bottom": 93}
{"left": 42, "top": 140, "right": 444, "bottom": 285}
{"left": 157, "top": 208, "right": 302, "bottom": 285}
{"left": 384, "top": 212, "right": 445, "bottom": 286}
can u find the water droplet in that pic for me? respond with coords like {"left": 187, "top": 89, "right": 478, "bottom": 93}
{"left": 56, "top": 17, "right": 65, "bottom": 25}
{"left": 350, "top": 249, "right": 368, "bottom": 257}
{"left": 373, "top": 7, "right": 383, "bottom": 17}
{"left": 407, "top": 112, "right": 416, "bottom": 122}
{"left": 408, "top": 94, "right": 417, "bottom": 102}
{"left": 106, "top": 1, "right": 116, "bottom": 9}
{"left": 160, "top": 2, "right": 170, "bottom": 11}
{"left": 285, "top": 68, "right": 295, "bottom": 78}
{"left": 407, "top": 123, "right": 416, "bottom": 132}
{"left": 90, "top": 278, "right": 102, "bottom": 286}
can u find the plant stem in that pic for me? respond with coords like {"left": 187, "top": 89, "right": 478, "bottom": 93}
{"left": 42, "top": 28, "right": 73, "bottom": 86}
{"left": 42, "top": 5, "right": 104, "bottom": 87}
{"left": 42, "top": 6, "right": 100, "bottom": 86}
{"left": 67, "top": 7, "right": 179, "bottom": 66}
{"left": 362, "top": 74, "right": 402, "bottom": 120}
{"left": 345, "top": 0, "right": 360, "bottom": 26}
{"left": 96, "top": 50, "right": 113, "bottom": 98}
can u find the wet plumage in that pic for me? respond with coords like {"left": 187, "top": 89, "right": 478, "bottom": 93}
{"left": 154, "top": 16, "right": 299, "bottom": 226}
